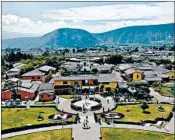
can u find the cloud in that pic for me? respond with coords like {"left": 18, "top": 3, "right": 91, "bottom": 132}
{"left": 2, "top": 14, "right": 67, "bottom": 35}
{"left": 2, "top": 2, "right": 174, "bottom": 35}
{"left": 42, "top": 2, "right": 173, "bottom": 21}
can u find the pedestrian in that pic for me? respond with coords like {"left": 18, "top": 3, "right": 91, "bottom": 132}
{"left": 103, "top": 107, "right": 105, "bottom": 113}
{"left": 83, "top": 120, "right": 86, "bottom": 127}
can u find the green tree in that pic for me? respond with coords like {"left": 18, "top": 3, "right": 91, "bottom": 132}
{"left": 141, "top": 102, "right": 149, "bottom": 113}
{"left": 106, "top": 54, "right": 123, "bottom": 64}
{"left": 92, "top": 68, "right": 98, "bottom": 74}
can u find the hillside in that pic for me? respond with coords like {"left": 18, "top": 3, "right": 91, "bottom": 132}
{"left": 2, "top": 23, "right": 174, "bottom": 49}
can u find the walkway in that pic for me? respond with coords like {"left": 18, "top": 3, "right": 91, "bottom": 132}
{"left": 149, "top": 87, "right": 174, "bottom": 103}
{"left": 73, "top": 123, "right": 100, "bottom": 140}
{"left": 165, "top": 112, "right": 175, "bottom": 134}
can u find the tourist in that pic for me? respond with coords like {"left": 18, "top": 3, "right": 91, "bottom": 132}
{"left": 107, "top": 99, "right": 109, "bottom": 104}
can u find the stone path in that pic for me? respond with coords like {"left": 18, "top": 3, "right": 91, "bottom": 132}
{"left": 165, "top": 112, "right": 175, "bottom": 134}
{"left": 149, "top": 87, "right": 174, "bottom": 103}
{"left": 73, "top": 123, "right": 100, "bottom": 140}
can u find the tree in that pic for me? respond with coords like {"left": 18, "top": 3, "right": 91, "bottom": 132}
{"left": 106, "top": 87, "right": 111, "bottom": 93}
{"left": 42, "top": 51, "right": 49, "bottom": 56}
{"left": 141, "top": 102, "right": 149, "bottom": 112}
{"left": 125, "top": 57, "right": 134, "bottom": 63}
{"left": 100, "top": 85, "right": 104, "bottom": 92}
{"left": 106, "top": 54, "right": 123, "bottom": 65}
{"left": 72, "top": 48, "right": 76, "bottom": 53}
{"left": 92, "top": 68, "right": 98, "bottom": 74}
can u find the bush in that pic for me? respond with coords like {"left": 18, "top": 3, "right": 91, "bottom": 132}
{"left": 91, "top": 103, "right": 102, "bottom": 111}
{"left": 71, "top": 104, "right": 82, "bottom": 111}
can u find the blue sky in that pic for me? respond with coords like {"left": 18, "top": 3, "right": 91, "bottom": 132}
{"left": 2, "top": 2, "right": 174, "bottom": 38}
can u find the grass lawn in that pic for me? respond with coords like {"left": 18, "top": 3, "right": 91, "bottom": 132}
{"left": 153, "top": 86, "right": 173, "bottom": 97}
{"left": 160, "top": 87, "right": 173, "bottom": 97}
{"left": 113, "top": 104, "right": 173, "bottom": 122}
{"left": 59, "top": 95, "right": 74, "bottom": 99}
{"left": 3, "top": 129, "right": 72, "bottom": 140}
{"left": 101, "top": 128, "right": 174, "bottom": 140}
{"left": 2, "top": 107, "right": 76, "bottom": 130}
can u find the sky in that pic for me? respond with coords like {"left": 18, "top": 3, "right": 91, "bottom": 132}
{"left": 2, "top": 2, "right": 174, "bottom": 38}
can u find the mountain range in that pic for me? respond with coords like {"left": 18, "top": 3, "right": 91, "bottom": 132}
{"left": 2, "top": 23, "right": 174, "bottom": 49}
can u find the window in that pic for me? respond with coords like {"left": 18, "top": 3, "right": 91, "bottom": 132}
{"left": 32, "top": 77, "right": 35, "bottom": 79}
{"left": 63, "top": 81, "right": 68, "bottom": 84}
{"left": 137, "top": 74, "right": 139, "bottom": 79}
{"left": 37, "top": 77, "right": 40, "bottom": 79}
{"left": 172, "top": 76, "right": 174, "bottom": 79}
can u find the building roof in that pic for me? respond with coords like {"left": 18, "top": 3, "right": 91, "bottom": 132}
{"left": 118, "top": 64, "right": 136, "bottom": 71}
{"left": 38, "top": 83, "right": 54, "bottom": 91}
{"left": 39, "top": 65, "right": 56, "bottom": 72}
{"left": 8, "top": 68, "right": 20, "bottom": 72}
{"left": 98, "top": 73, "right": 117, "bottom": 82}
{"left": 138, "top": 66, "right": 152, "bottom": 71}
{"left": 118, "top": 82, "right": 128, "bottom": 88}
{"left": 38, "top": 90, "right": 54, "bottom": 95}
{"left": 151, "top": 66, "right": 169, "bottom": 74}
{"left": 20, "top": 83, "right": 33, "bottom": 89}
{"left": 20, "top": 80, "right": 32, "bottom": 83}
{"left": 158, "top": 74, "right": 169, "bottom": 78}
{"left": 7, "top": 68, "right": 20, "bottom": 76}
{"left": 18, "top": 83, "right": 39, "bottom": 93}
{"left": 8, "top": 78, "right": 20, "bottom": 82}
{"left": 92, "top": 65, "right": 112, "bottom": 71}
{"left": 55, "top": 75, "right": 98, "bottom": 81}
{"left": 125, "top": 69, "right": 135, "bottom": 75}
{"left": 145, "top": 77, "right": 162, "bottom": 82}
{"left": 144, "top": 71, "right": 157, "bottom": 78}
{"left": 22, "top": 69, "right": 45, "bottom": 76}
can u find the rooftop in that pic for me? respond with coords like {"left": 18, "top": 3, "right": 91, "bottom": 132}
{"left": 38, "top": 83, "right": 54, "bottom": 91}
{"left": 22, "top": 69, "right": 45, "bottom": 77}
{"left": 55, "top": 75, "right": 98, "bottom": 81}
{"left": 39, "top": 65, "right": 56, "bottom": 72}
{"left": 98, "top": 73, "right": 117, "bottom": 82}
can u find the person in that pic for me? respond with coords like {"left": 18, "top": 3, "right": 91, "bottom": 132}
{"left": 103, "top": 107, "right": 105, "bottom": 112}
{"left": 107, "top": 99, "right": 109, "bottom": 104}
{"left": 83, "top": 120, "right": 86, "bottom": 127}
{"left": 99, "top": 118, "right": 101, "bottom": 125}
